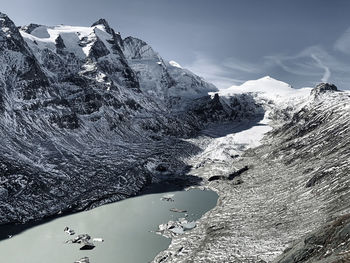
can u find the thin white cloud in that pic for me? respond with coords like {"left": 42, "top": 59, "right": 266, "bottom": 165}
{"left": 264, "top": 46, "right": 334, "bottom": 83}
{"left": 264, "top": 55, "right": 320, "bottom": 77}
{"left": 184, "top": 25, "right": 350, "bottom": 90}
{"left": 310, "top": 54, "right": 331, "bottom": 82}
{"left": 222, "top": 58, "right": 261, "bottom": 74}
{"left": 184, "top": 53, "right": 246, "bottom": 89}
{"left": 334, "top": 27, "right": 350, "bottom": 54}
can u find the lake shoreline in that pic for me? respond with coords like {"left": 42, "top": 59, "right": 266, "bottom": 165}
{"left": 0, "top": 174, "right": 205, "bottom": 242}
{"left": 0, "top": 185, "right": 218, "bottom": 263}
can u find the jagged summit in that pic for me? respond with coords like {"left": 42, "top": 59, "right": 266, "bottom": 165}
{"left": 0, "top": 13, "right": 18, "bottom": 37}
{"left": 91, "top": 18, "right": 113, "bottom": 34}
{"left": 0, "top": 12, "right": 8, "bottom": 18}
{"left": 311, "top": 82, "right": 338, "bottom": 96}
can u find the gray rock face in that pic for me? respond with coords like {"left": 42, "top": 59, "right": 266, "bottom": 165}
{"left": 19, "top": 23, "right": 42, "bottom": 34}
{"left": 91, "top": 18, "right": 113, "bottom": 34}
{"left": 275, "top": 214, "right": 350, "bottom": 263}
{"left": 122, "top": 36, "right": 217, "bottom": 109}
{"left": 123, "top": 36, "right": 159, "bottom": 60}
{"left": 311, "top": 83, "right": 338, "bottom": 97}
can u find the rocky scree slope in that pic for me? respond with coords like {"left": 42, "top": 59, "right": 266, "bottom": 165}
{"left": 0, "top": 13, "right": 259, "bottom": 225}
{"left": 153, "top": 83, "right": 350, "bottom": 263}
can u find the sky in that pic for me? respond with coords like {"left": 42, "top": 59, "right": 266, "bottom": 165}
{"left": 2, "top": 0, "right": 350, "bottom": 89}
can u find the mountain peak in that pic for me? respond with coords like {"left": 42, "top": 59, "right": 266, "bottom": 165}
{"left": 0, "top": 12, "right": 9, "bottom": 19}
{"left": 91, "top": 18, "right": 112, "bottom": 34}
{"left": 311, "top": 83, "right": 338, "bottom": 96}
{"left": 257, "top": 75, "right": 280, "bottom": 82}
{"left": 0, "top": 12, "right": 14, "bottom": 26}
{"left": 219, "top": 76, "right": 312, "bottom": 102}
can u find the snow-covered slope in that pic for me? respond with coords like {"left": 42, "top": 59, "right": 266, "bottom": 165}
{"left": 19, "top": 22, "right": 217, "bottom": 109}
{"left": 220, "top": 76, "right": 310, "bottom": 100}
{"left": 122, "top": 36, "right": 217, "bottom": 109}
{"left": 216, "top": 76, "right": 313, "bottom": 127}
{"left": 218, "top": 76, "right": 312, "bottom": 114}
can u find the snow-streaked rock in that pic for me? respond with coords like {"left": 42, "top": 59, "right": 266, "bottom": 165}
{"left": 122, "top": 36, "right": 217, "bottom": 109}
{"left": 153, "top": 86, "right": 350, "bottom": 262}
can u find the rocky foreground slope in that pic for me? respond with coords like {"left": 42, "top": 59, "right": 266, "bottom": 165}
{"left": 153, "top": 83, "right": 350, "bottom": 262}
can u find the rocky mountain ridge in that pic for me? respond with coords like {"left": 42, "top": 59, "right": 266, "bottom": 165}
{"left": 0, "top": 12, "right": 260, "bottom": 225}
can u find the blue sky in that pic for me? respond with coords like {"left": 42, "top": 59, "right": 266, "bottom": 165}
{"left": 2, "top": 0, "right": 350, "bottom": 89}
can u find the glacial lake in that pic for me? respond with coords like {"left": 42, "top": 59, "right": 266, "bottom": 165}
{"left": 0, "top": 188, "right": 218, "bottom": 263}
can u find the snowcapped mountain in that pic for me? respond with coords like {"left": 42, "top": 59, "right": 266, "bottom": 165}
{"left": 0, "top": 12, "right": 228, "bottom": 224}
{"left": 2, "top": 12, "right": 268, "bottom": 225}
{"left": 219, "top": 76, "right": 311, "bottom": 101}
{"left": 216, "top": 76, "right": 314, "bottom": 125}
{"left": 19, "top": 20, "right": 216, "bottom": 109}
{"left": 122, "top": 36, "right": 216, "bottom": 109}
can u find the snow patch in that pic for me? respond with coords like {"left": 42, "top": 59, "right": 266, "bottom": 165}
{"left": 199, "top": 118, "right": 272, "bottom": 162}
{"left": 169, "top": 60, "right": 182, "bottom": 69}
{"left": 20, "top": 24, "right": 108, "bottom": 59}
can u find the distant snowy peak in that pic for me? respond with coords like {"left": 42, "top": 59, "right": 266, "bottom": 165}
{"left": 219, "top": 76, "right": 311, "bottom": 102}
{"left": 223, "top": 76, "right": 292, "bottom": 95}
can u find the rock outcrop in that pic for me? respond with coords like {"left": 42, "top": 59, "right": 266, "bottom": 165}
{"left": 311, "top": 83, "right": 338, "bottom": 97}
